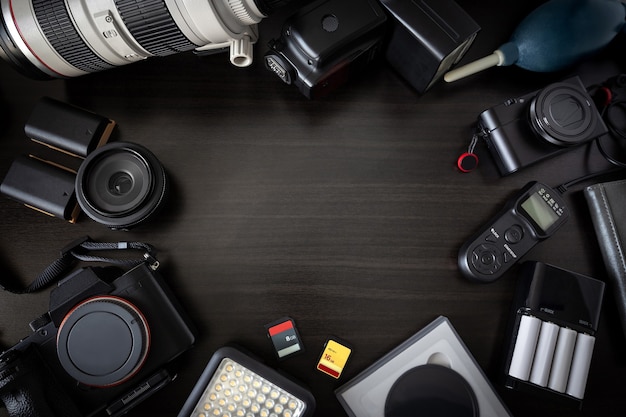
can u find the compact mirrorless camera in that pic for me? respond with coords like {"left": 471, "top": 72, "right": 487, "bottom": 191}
{"left": 0, "top": 263, "right": 197, "bottom": 417}
{"left": 478, "top": 76, "right": 608, "bottom": 176}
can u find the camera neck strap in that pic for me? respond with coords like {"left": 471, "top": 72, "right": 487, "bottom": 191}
{"left": 1, "top": 236, "right": 158, "bottom": 294}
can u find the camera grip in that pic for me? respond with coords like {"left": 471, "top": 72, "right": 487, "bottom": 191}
{"left": 0, "top": 347, "right": 81, "bottom": 417}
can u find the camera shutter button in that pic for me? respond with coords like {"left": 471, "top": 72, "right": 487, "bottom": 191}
{"left": 504, "top": 225, "right": 524, "bottom": 244}
{"left": 322, "top": 15, "right": 339, "bottom": 32}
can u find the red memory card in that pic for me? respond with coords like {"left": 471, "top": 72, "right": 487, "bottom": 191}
{"left": 265, "top": 317, "right": 304, "bottom": 360}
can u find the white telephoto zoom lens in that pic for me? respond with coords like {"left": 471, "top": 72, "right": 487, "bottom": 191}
{"left": 0, "top": 0, "right": 291, "bottom": 78}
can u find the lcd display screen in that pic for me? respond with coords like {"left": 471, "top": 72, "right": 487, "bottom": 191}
{"left": 520, "top": 193, "right": 560, "bottom": 232}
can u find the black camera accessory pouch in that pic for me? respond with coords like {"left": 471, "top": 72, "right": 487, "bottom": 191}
{"left": 584, "top": 179, "right": 626, "bottom": 340}
{"left": 0, "top": 346, "right": 82, "bottom": 417}
{"left": 0, "top": 236, "right": 157, "bottom": 294}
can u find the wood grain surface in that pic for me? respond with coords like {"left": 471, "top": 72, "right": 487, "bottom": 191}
{"left": 0, "top": 1, "right": 624, "bottom": 416}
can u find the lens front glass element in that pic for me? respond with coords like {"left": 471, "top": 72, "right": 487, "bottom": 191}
{"left": 85, "top": 150, "right": 152, "bottom": 216}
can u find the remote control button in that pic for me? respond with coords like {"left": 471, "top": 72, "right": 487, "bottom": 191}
{"left": 505, "top": 225, "right": 524, "bottom": 244}
{"left": 484, "top": 233, "right": 498, "bottom": 243}
{"left": 470, "top": 243, "right": 502, "bottom": 274}
{"left": 481, "top": 251, "right": 496, "bottom": 265}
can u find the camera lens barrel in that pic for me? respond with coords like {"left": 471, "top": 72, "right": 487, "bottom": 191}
{"left": 33, "top": 0, "right": 117, "bottom": 74}
{"left": 529, "top": 81, "right": 598, "bottom": 147}
{"left": 115, "top": 0, "right": 197, "bottom": 57}
{"left": 0, "top": 0, "right": 292, "bottom": 78}
{"left": 0, "top": 6, "right": 49, "bottom": 79}
{"left": 76, "top": 142, "right": 167, "bottom": 230}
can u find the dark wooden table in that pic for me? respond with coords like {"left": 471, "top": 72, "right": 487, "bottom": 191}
{"left": 0, "top": 1, "right": 625, "bottom": 416}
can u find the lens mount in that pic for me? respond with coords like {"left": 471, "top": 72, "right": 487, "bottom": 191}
{"left": 56, "top": 295, "right": 150, "bottom": 387}
{"left": 76, "top": 142, "right": 167, "bottom": 230}
{"left": 529, "top": 81, "right": 597, "bottom": 147}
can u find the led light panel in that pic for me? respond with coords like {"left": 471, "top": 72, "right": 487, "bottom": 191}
{"left": 177, "top": 347, "right": 315, "bottom": 417}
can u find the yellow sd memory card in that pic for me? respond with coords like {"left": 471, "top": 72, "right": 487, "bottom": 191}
{"left": 316, "top": 338, "right": 352, "bottom": 379}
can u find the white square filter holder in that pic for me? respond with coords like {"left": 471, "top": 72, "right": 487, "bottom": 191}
{"left": 335, "top": 316, "right": 512, "bottom": 417}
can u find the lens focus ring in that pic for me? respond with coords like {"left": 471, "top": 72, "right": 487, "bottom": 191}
{"left": 115, "top": 0, "right": 197, "bottom": 56}
{"left": 33, "top": 0, "right": 114, "bottom": 73}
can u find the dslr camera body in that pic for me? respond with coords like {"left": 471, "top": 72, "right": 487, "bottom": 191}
{"left": 0, "top": 262, "right": 197, "bottom": 417}
{"left": 264, "top": 0, "right": 388, "bottom": 98}
{"left": 478, "top": 76, "right": 608, "bottom": 176}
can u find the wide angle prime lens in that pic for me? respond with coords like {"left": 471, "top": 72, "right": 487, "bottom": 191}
{"left": 76, "top": 142, "right": 167, "bottom": 230}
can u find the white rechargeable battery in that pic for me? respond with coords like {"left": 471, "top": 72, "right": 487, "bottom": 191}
{"left": 508, "top": 315, "right": 541, "bottom": 381}
{"left": 548, "top": 327, "right": 577, "bottom": 393}
{"left": 566, "top": 333, "right": 596, "bottom": 399}
{"left": 529, "top": 321, "right": 559, "bottom": 387}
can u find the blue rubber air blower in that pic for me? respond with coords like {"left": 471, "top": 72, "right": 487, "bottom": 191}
{"left": 445, "top": 0, "right": 626, "bottom": 82}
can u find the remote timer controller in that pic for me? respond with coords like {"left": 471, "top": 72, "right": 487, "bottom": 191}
{"left": 458, "top": 181, "right": 569, "bottom": 283}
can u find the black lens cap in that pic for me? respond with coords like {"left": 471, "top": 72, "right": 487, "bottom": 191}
{"left": 384, "top": 364, "right": 478, "bottom": 417}
{"left": 529, "top": 81, "right": 598, "bottom": 147}
{"left": 56, "top": 296, "right": 150, "bottom": 387}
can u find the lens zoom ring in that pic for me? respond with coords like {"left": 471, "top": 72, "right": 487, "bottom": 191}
{"left": 114, "top": 0, "right": 197, "bottom": 56}
{"left": 32, "top": 0, "right": 114, "bottom": 73}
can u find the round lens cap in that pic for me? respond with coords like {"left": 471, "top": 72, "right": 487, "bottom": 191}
{"left": 384, "top": 364, "right": 478, "bottom": 417}
{"left": 56, "top": 296, "right": 150, "bottom": 387}
{"left": 530, "top": 81, "right": 598, "bottom": 147}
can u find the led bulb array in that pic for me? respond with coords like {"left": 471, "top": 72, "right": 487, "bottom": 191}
{"left": 178, "top": 347, "right": 315, "bottom": 417}
{"left": 192, "top": 358, "right": 305, "bottom": 417}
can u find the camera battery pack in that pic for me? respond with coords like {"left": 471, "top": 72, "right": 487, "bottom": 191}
{"left": 380, "top": 0, "right": 480, "bottom": 93}
{"left": 25, "top": 97, "right": 115, "bottom": 158}
{"left": 0, "top": 155, "right": 79, "bottom": 222}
